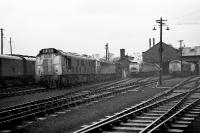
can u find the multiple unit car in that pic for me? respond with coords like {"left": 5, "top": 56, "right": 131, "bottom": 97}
{"left": 35, "top": 48, "right": 121, "bottom": 88}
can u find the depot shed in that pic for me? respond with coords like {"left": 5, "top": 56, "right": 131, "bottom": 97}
{"left": 142, "top": 42, "right": 180, "bottom": 73}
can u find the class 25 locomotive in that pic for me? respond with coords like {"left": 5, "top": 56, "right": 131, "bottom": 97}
{"left": 35, "top": 48, "right": 120, "bottom": 87}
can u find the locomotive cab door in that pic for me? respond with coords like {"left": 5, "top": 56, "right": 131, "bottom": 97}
{"left": 43, "top": 58, "right": 53, "bottom": 75}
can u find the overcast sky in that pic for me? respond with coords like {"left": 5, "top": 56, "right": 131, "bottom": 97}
{"left": 1, "top": 0, "right": 200, "bottom": 57}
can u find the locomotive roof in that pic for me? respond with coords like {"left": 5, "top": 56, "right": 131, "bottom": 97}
{"left": 38, "top": 48, "right": 95, "bottom": 61}
{"left": 0, "top": 54, "right": 36, "bottom": 61}
{"left": 38, "top": 48, "right": 117, "bottom": 63}
{"left": 58, "top": 50, "right": 96, "bottom": 61}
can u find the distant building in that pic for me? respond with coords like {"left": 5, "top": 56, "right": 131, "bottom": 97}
{"left": 117, "top": 49, "right": 137, "bottom": 78}
{"left": 181, "top": 46, "right": 200, "bottom": 74}
{"left": 182, "top": 46, "right": 200, "bottom": 56}
{"left": 142, "top": 42, "right": 180, "bottom": 73}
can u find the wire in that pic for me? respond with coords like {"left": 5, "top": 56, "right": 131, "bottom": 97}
{"left": 174, "top": 9, "right": 200, "bottom": 20}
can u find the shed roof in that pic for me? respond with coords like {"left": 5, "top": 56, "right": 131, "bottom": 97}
{"left": 143, "top": 42, "right": 179, "bottom": 53}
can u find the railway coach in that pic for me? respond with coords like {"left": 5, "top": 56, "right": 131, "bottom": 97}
{"left": 35, "top": 48, "right": 121, "bottom": 88}
{"left": 169, "top": 60, "right": 195, "bottom": 76}
{"left": 0, "top": 54, "right": 36, "bottom": 87}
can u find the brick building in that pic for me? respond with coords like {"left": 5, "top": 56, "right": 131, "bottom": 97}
{"left": 142, "top": 42, "right": 180, "bottom": 73}
{"left": 117, "top": 49, "right": 135, "bottom": 78}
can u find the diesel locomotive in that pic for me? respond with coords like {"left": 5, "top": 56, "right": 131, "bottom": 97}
{"left": 35, "top": 48, "right": 121, "bottom": 88}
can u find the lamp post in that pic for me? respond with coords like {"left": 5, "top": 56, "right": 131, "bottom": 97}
{"left": 153, "top": 17, "right": 170, "bottom": 86}
{"left": 1, "top": 28, "right": 4, "bottom": 55}
{"left": 179, "top": 40, "right": 184, "bottom": 72}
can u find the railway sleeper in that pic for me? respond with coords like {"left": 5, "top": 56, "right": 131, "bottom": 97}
{"left": 120, "top": 122, "right": 150, "bottom": 127}
{"left": 0, "top": 112, "right": 36, "bottom": 131}
{"left": 0, "top": 110, "right": 30, "bottom": 123}
{"left": 111, "top": 126, "right": 145, "bottom": 132}
{"left": 45, "top": 107, "right": 56, "bottom": 114}
{"left": 159, "top": 103, "right": 200, "bottom": 133}
{"left": 0, "top": 111, "right": 10, "bottom": 119}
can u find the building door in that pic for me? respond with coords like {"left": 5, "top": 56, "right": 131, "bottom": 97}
{"left": 122, "top": 69, "right": 127, "bottom": 78}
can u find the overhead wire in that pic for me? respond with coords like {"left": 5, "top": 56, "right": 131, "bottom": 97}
{"left": 170, "top": 9, "right": 200, "bottom": 26}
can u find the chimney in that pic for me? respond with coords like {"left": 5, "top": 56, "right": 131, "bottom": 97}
{"left": 153, "top": 38, "right": 155, "bottom": 46}
{"left": 120, "top": 49, "right": 125, "bottom": 59}
{"left": 149, "top": 38, "right": 151, "bottom": 49}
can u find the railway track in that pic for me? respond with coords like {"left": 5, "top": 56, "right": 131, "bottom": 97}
{"left": 0, "top": 78, "right": 130, "bottom": 98}
{"left": 0, "top": 75, "right": 181, "bottom": 98}
{"left": 75, "top": 76, "right": 200, "bottom": 133}
{"left": 0, "top": 77, "right": 156, "bottom": 132}
{"left": 147, "top": 89, "right": 200, "bottom": 133}
{"left": 0, "top": 85, "right": 46, "bottom": 98}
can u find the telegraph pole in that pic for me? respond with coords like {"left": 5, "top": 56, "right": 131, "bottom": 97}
{"left": 105, "top": 43, "right": 109, "bottom": 60}
{"left": 108, "top": 44, "right": 109, "bottom": 60}
{"left": 0, "top": 28, "right": 4, "bottom": 55}
{"left": 179, "top": 40, "right": 184, "bottom": 72}
{"left": 153, "top": 17, "right": 169, "bottom": 86}
{"left": 9, "top": 37, "right": 13, "bottom": 55}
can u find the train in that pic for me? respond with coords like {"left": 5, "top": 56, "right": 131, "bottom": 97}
{"left": 35, "top": 48, "right": 121, "bottom": 88}
{"left": 129, "top": 62, "right": 140, "bottom": 74}
{"left": 0, "top": 54, "right": 36, "bottom": 87}
{"left": 130, "top": 60, "right": 196, "bottom": 77}
{"left": 129, "top": 62, "right": 159, "bottom": 77}
{"left": 169, "top": 60, "right": 195, "bottom": 76}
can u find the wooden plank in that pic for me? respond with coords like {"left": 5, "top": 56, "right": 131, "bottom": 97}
{"left": 113, "top": 126, "right": 144, "bottom": 131}
{"left": 167, "top": 128, "right": 184, "bottom": 133}
{"left": 170, "top": 124, "right": 189, "bottom": 128}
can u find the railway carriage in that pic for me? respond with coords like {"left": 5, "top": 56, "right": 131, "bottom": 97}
{"left": 35, "top": 48, "right": 120, "bottom": 88}
{"left": 169, "top": 60, "right": 195, "bottom": 76}
{"left": 0, "top": 55, "right": 35, "bottom": 86}
{"left": 97, "top": 59, "right": 119, "bottom": 81}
